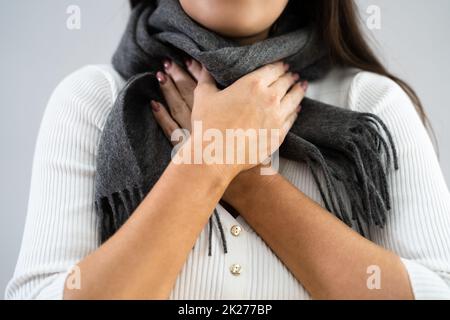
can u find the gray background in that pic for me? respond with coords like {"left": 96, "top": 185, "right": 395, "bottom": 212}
{"left": 1, "top": 0, "right": 449, "bottom": 296}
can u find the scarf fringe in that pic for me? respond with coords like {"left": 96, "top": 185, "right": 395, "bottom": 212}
{"left": 96, "top": 114, "right": 397, "bottom": 249}
{"left": 209, "top": 209, "right": 228, "bottom": 256}
{"left": 301, "top": 113, "right": 398, "bottom": 235}
{"left": 95, "top": 186, "right": 144, "bottom": 243}
{"left": 96, "top": 187, "right": 229, "bottom": 255}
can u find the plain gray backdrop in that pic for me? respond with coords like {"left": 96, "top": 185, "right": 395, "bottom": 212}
{"left": 1, "top": 0, "right": 449, "bottom": 296}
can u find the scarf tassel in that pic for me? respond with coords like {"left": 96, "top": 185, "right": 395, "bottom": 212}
{"left": 299, "top": 113, "right": 398, "bottom": 235}
{"left": 207, "top": 209, "right": 228, "bottom": 257}
{"left": 96, "top": 113, "right": 397, "bottom": 248}
{"left": 95, "top": 186, "right": 144, "bottom": 243}
{"left": 96, "top": 187, "right": 229, "bottom": 256}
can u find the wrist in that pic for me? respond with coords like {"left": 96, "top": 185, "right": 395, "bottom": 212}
{"left": 174, "top": 137, "right": 240, "bottom": 186}
{"left": 223, "top": 166, "right": 281, "bottom": 211}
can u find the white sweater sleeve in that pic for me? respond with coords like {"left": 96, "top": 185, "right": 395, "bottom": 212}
{"left": 348, "top": 72, "right": 450, "bottom": 299}
{"left": 4, "top": 66, "right": 115, "bottom": 299}
{"left": 5, "top": 66, "right": 450, "bottom": 300}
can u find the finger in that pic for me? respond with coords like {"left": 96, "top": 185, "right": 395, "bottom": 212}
{"left": 151, "top": 100, "right": 182, "bottom": 144}
{"left": 186, "top": 59, "right": 202, "bottom": 82}
{"left": 245, "top": 61, "right": 289, "bottom": 87}
{"left": 280, "top": 81, "right": 307, "bottom": 119}
{"left": 196, "top": 65, "right": 218, "bottom": 94}
{"left": 156, "top": 71, "right": 192, "bottom": 130}
{"left": 164, "top": 59, "right": 196, "bottom": 109}
{"left": 270, "top": 72, "right": 300, "bottom": 99}
{"left": 282, "top": 112, "right": 299, "bottom": 137}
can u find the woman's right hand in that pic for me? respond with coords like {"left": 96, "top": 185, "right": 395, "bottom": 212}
{"left": 176, "top": 62, "right": 305, "bottom": 176}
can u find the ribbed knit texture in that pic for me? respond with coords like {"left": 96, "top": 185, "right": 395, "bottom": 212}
{"left": 5, "top": 65, "right": 450, "bottom": 300}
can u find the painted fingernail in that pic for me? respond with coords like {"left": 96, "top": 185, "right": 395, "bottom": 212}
{"left": 151, "top": 100, "right": 160, "bottom": 112}
{"left": 156, "top": 71, "right": 166, "bottom": 84}
{"left": 301, "top": 80, "right": 309, "bottom": 91}
{"left": 293, "top": 73, "right": 300, "bottom": 81}
{"left": 163, "top": 59, "right": 172, "bottom": 70}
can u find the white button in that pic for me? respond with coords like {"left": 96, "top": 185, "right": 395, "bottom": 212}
{"left": 230, "top": 264, "right": 242, "bottom": 276}
{"left": 230, "top": 225, "right": 242, "bottom": 237}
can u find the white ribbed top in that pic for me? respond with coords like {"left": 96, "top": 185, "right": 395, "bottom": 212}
{"left": 5, "top": 65, "right": 450, "bottom": 300}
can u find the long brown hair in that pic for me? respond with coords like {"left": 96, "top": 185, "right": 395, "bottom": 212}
{"left": 303, "top": 0, "right": 430, "bottom": 129}
{"left": 130, "top": 0, "right": 430, "bottom": 129}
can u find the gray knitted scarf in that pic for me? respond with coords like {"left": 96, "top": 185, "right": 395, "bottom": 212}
{"left": 95, "top": 0, "right": 398, "bottom": 254}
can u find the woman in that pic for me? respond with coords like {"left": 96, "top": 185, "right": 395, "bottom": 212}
{"left": 6, "top": 0, "right": 450, "bottom": 300}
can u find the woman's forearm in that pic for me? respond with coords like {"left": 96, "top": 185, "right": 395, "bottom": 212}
{"left": 64, "top": 147, "right": 234, "bottom": 299}
{"left": 224, "top": 171, "right": 413, "bottom": 300}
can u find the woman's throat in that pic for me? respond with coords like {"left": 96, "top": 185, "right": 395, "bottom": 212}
{"left": 231, "top": 28, "right": 271, "bottom": 45}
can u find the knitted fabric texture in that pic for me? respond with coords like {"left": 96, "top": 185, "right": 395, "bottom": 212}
{"left": 95, "top": 0, "right": 398, "bottom": 254}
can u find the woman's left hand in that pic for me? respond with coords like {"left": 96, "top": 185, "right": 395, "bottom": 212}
{"left": 150, "top": 59, "right": 201, "bottom": 137}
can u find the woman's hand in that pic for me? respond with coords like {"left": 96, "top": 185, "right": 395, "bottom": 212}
{"left": 151, "top": 59, "right": 308, "bottom": 176}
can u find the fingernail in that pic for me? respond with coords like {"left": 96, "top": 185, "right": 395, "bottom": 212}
{"left": 163, "top": 59, "right": 172, "bottom": 70}
{"left": 297, "top": 105, "right": 302, "bottom": 113}
{"left": 284, "top": 63, "right": 290, "bottom": 71}
{"left": 293, "top": 73, "right": 300, "bottom": 81}
{"left": 301, "top": 80, "right": 309, "bottom": 91}
{"left": 156, "top": 71, "right": 166, "bottom": 84}
{"left": 185, "top": 58, "right": 192, "bottom": 67}
{"left": 151, "top": 100, "right": 160, "bottom": 112}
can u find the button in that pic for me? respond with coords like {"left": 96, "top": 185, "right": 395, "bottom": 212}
{"left": 230, "top": 264, "right": 242, "bottom": 276}
{"left": 230, "top": 225, "right": 242, "bottom": 237}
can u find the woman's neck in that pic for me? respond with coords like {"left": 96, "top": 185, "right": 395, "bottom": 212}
{"left": 232, "top": 28, "right": 270, "bottom": 45}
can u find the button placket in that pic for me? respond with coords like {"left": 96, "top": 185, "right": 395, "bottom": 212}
{"left": 216, "top": 204, "right": 249, "bottom": 299}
